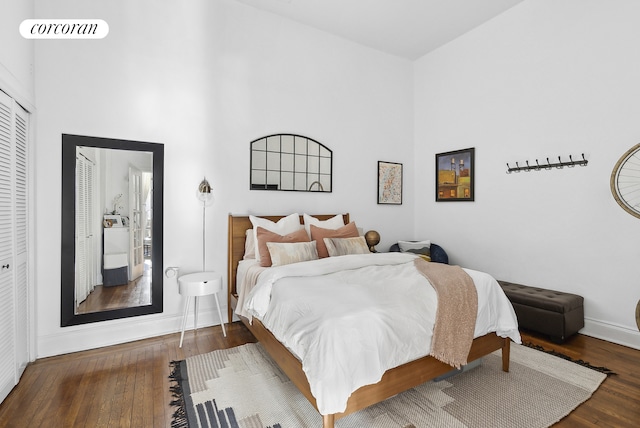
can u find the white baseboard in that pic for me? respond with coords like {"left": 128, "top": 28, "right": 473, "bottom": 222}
{"left": 581, "top": 317, "right": 640, "bottom": 350}
{"left": 36, "top": 306, "right": 228, "bottom": 358}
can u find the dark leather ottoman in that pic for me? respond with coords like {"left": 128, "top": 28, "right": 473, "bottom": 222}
{"left": 498, "top": 280, "right": 584, "bottom": 343}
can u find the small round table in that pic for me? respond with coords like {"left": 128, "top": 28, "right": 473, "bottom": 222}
{"left": 178, "top": 271, "right": 226, "bottom": 347}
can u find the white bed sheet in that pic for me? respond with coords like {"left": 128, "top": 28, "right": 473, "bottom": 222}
{"left": 244, "top": 253, "right": 521, "bottom": 415}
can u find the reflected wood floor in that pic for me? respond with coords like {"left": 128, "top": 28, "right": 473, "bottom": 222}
{"left": 0, "top": 323, "right": 638, "bottom": 427}
{"left": 76, "top": 265, "right": 151, "bottom": 314}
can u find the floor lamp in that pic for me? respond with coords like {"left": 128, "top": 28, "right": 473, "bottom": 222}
{"left": 196, "top": 177, "right": 213, "bottom": 270}
{"left": 177, "top": 177, "right": 225, "bottom": 346}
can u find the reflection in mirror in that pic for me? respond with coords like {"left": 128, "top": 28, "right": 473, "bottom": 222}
{"left": 61, "top": 135, "right": 163, "bottom": 326}
{"left": 75, "top": 146, "right": 153, "bottom": 314}
{"left": 250, "top": 134, "right": 332, "bottom": 192}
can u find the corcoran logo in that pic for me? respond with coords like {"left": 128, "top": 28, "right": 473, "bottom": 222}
{"left": 20, "top": 19, "right": 109, "bottom": 39}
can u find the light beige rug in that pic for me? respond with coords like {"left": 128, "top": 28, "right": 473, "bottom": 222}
{"left": 171, "top": 342, "right": 606, "bottom": 428}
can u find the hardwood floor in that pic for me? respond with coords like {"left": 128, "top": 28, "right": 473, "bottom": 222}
{"left": 0, "top": 324, "right": 637, "bottom": 427}
{"left": 0, "top": 323, "right": 256, "bottom": 428}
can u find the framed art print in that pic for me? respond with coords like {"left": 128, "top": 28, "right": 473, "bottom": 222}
{"left": 378, "top": 161, "right": 403, "bottom": 205}
{"left": 436, "top": 148, "right": 475, "bottom": 201}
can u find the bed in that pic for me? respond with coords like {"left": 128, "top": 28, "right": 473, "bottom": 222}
{"left": 227, "top": 213, "right": 519, "bottom": 428}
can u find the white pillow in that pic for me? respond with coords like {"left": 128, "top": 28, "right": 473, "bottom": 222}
{"left": 324, "top": 236, "right": 370, "bottom": 257}
{"left": 243, "top": 229, "right": 256, "bottom": 259}
{"left": 398, "top": 240, "right": 431, "bottom": 252}
{"left": 266, "top": 241, "right": 319, "bottom": 267}
{"left": 303, "top": 213, "right": 345, "bottom": 239}
{"left": 250, "top": 213, "right": 302, "bottom": 262}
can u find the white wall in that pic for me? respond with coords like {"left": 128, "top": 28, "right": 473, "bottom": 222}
{"left": 33, "top": 0, "right": 414, "bottom": 357}
{"left": 414, "top": 0, "right": 640, "bottom": 348}
{"left": 0, "top": 0, "right": 34, "bottom": 106}
{"left": 102, "top": 149, "right": 152, "bottom": 216}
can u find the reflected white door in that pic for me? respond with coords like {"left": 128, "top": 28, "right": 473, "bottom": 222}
{"left": 75, "top": 151, "right": 96, "bottom": 304}
{"left": 129, "top": 167, "right": 143, "bottom": 280}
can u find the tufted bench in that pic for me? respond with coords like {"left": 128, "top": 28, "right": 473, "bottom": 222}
{"left": 498, "top": 280, "right": 584, "bottom": 343}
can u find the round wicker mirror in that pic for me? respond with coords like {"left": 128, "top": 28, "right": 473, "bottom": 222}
{"left": 611, "top": 143, "right": 640, "bottom": 219}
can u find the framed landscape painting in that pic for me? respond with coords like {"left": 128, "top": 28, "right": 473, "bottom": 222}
{"left": 378, "top": 161, "right": 403, "bottom": 205}
{"left": 436, "top": 148, "right": 475, "bottom": 201}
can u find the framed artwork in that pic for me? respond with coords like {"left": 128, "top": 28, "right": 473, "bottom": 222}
{"left": 378, "top": 161, "right": 403, "bottom": 205}
{"left": 435, "top": 147, "right": 475, "bottom": 201}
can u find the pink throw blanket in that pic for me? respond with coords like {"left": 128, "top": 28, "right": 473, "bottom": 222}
{"left": 413, "top": 259, "right": 478, "bottom": 368}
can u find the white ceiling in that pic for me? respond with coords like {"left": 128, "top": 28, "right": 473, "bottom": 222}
{"left": 235, "top": 0, "right": 525, "bottom": 60}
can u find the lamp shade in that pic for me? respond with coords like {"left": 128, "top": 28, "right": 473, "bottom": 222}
{"left": 197, "top": 177, "right": 214, "bottom": 206}
{"left": 198, "top": 178, "right": 211, "bottom": 194}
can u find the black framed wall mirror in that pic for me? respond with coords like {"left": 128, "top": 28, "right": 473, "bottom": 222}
{"left": 61, "top": 134, "right": 164, "bottom": 326}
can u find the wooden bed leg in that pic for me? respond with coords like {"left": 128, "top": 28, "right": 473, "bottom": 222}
{"left": 502, "top": 338, "right": 511, "bottom": 372}
{"left": 322, "top": 414, "right": 335, "bottom": 428}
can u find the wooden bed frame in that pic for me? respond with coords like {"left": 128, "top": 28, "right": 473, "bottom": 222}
{"left": 227, "top": 213, "right": 510, "bottom": 428}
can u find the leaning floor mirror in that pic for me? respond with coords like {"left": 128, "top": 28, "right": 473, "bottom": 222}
{"left": 61, "top": 134, "right": 164, "bottom": 326}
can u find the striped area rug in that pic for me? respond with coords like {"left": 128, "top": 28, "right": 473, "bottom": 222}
{"left": 169, "top": 342, "right": 606, "bottom": 428}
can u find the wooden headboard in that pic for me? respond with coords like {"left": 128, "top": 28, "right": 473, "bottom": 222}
{"left": 227, "top": 213, "right": 350, "bottom": 322}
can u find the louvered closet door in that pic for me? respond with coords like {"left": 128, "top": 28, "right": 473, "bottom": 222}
{"left": 75, "top": 155, "right": 88, "bottom": 304}
{"left": 13, "top": 101, "right": 29, "bottom": 376}
{"left": 0, "top": 89, "right": 30, "bottom": 405}
{"left": 75, "top": 152, "right": 96, "bottom": 305}
{"left": 0, "top": 90, "right": 16, "bottom": 405}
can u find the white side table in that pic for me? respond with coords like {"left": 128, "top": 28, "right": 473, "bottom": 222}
{"left": 178, "top": 271, "right": 226, "bottom": 347}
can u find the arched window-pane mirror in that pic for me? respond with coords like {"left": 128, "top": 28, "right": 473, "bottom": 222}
{"left": 250, "top": 134, "right": 332, "bottom": 192}
{"left": 61, "top": 134, "right": 164, "bottom": 326}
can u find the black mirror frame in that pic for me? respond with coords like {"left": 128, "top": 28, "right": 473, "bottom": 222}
{"left": 61, "top": 134, "right": 164, "bottom": 326}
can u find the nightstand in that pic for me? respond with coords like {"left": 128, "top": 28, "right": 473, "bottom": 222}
{"left": 178, "top": 271, "right": 226, "bottom": 347}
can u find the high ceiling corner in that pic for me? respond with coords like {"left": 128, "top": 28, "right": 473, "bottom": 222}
{"left": 234, "top": 0, "right": 525, "bottom": 59}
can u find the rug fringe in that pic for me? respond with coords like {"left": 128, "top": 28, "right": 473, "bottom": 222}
{"left": 169, "top": 360, "right": 189, "bottom": 428}
{"left": 522, "top": 342, "right": 616, "bottom": 376}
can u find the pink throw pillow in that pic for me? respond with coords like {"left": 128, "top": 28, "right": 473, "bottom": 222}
{"left": 310, "top": 222, "right": 359, "bottom": 258}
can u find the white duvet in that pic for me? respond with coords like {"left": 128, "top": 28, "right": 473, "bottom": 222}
{"left": 244, "top": 252, "right": 521, "bottom": 415}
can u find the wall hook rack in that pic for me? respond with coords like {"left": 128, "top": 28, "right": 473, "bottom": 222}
{"left": 506, "top": 153, "right": 588, "bottom": 173}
